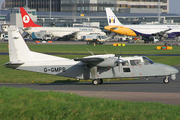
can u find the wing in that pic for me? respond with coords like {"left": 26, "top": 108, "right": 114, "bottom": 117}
{"left": 74, "top": 54, "right": 118, "bottom": 67}
{"left": 61, "top": 31, "right": 79, "bottom": 39}
{"left": 152, "top": 28, "right": 171, "bottom": 36}
{"left": 74, "top": 57, "right": 104, "bottom": 62}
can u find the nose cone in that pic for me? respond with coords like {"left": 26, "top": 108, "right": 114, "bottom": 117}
{"left": 104, "top": 26, "right": 113, "bottom": 30}
{"left": 165, "top": 65, "right": 179, "bottom": 75}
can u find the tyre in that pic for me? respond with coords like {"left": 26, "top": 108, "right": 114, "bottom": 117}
{"left": 92, "top": 79, "right": 99, "bottom": 85}
{"left": 163, "top": 78, "right": 169, "bottom": 84}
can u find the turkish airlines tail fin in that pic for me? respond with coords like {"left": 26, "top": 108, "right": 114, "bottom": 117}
{"left": 105, "top": 8, "right": 122, "bottom": 26}
{"left": 20, "top": 7, "right": 42, "bottom": 27}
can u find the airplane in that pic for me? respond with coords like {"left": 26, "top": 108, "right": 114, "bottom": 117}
{"left": 4, "top": 26, "right": 178, "bottom": 85}
{"left": 20, "top": 7, "right": 105, "bottom": 39}
{"left": 104, "top": 8, "right": 180, "bottom": 39}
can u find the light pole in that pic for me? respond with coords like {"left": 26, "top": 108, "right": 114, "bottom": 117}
{"left": 175, "top": 4, "right": 179, "bottom": 14}
{"left": 50, "top": 0, "right": 51, "bottom": 19}
{"left": 158, "top": 0, "right": 160, "bottom": 23}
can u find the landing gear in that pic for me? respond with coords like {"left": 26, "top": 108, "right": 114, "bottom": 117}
{"left": 163, "top": 76, "right": 169, "bottom": 84}
{"left": 92, "top": 79, "right": 99, "bottom": 85}
{"left": 92, "top": 79, "right": 103, "bottom": 85}
{"left": 99, "top": 79, "right": 103, "bottom": 84}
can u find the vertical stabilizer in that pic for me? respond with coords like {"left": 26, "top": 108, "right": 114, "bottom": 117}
{"left": 8, "top": 26, "right": 33, "bottom": 63}
{"left": 20, "top": 7, "right": 42, "bottom": 27}
{"left": 105, "top": 8, "right": 122, "bottom": 26}
{"left": 8, "top": 26, "right": 70, "bottom": 63}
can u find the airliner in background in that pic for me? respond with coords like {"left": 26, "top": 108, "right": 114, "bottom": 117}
{"left": 104, "top": 8, "right": 180, "bottom": 39}
{"left": 20, "top": 7, "right": 105, "bottom": 40}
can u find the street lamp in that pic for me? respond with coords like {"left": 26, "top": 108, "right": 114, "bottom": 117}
{"left": 175, "top": 4, "right": 179, "bottom": 14}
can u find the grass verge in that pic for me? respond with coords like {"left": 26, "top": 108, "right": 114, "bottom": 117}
{"left": 0, "top": 86, "right": 180, "bottom": 120}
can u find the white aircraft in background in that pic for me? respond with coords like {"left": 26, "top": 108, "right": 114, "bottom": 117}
{"left": 104, "top": 8, "right": 180, "bottom": 39}
{"left": 4, "top": 26, "right": 178, "bottom": 85}
{"left": 20, "top": 7, "right": 105, "bottom": 40}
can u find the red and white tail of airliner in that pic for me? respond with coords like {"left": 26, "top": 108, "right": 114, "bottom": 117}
{"left": 20, "top": 7, "right": 42, "bottom": 27}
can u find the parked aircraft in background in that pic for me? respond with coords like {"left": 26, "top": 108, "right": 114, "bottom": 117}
{"left": 4, "top": 26, "right": 178, "bottom": 85}
{"left": 104, "top": 8, "right": 180, "bottom": 39}
{"left": 20, "top": 7, "right": 105, "bottom": 40}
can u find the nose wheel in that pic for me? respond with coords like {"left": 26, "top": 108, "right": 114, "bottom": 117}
{"left": 163, "top": 76, "right": 169, "bottom": 84}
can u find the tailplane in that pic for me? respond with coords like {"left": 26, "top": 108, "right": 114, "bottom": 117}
{"left": 105, "top": 8, "right": 122, "bottom": 26}
{"left": 20, "top": 7, "right": 42, "bottom": 27}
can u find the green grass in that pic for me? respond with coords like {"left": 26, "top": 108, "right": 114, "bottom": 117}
{"left": 0, "top": 86, "right": 180, "bottom": 120}
{"left": 1, "top": 42, "right": 180, "bottom": 54}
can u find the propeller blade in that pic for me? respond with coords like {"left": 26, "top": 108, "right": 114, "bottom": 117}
{"left": 118, "top": 63, "right": 120, "bottom": 72}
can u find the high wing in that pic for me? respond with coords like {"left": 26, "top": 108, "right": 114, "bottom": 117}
{"left": 74, "top": 57, "right": 104, "bottom": 62}
{"left": 74, "top": 54, "right": 124, "bottom": 67}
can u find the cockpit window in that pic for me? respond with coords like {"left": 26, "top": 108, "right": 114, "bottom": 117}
{"left": 143, "top": 56, "right": 154, "bottom": 65}
{"left": 130, "top": 59, "right": 141, "bottom": 66}
{"left": 122, "top": 61, "right": 129, "bottom": 66}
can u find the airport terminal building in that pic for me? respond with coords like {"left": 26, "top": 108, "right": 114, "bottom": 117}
{"left": 1, "top": 0, "right": 179, "bottom": 30}
{"left": 5, "top": 0, "right": 169, "bottom": 13}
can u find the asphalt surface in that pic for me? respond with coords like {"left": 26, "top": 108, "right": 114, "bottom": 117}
{"left": 1, "top": 66, "right": 180, "bottom": 105}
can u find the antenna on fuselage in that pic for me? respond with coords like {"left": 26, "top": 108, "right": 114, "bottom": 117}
{"left": 104, "top": 49, "right": 108, "bottom": 54}
{"left": 86, "top": 48, "right": 94, "bottom": 55}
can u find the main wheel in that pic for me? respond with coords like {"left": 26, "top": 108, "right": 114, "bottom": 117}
{"left": 163, "top": 77, "right": 169, "bottom": 84}
{"left": 92, "top": 79, "right": 99, "bottom": 85}
{"left": 99, "top": 79, "right": 103, "bottom": 84}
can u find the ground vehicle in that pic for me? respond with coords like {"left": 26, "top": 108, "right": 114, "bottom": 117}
{"left": 143, "top": 36, "right": 159, "bottom": 43}
{"left": 2, "top": 35, "right": 8, "bottom": 41}
{"left": 83, "top": 34, "right": 106, "bottom": 44}
{"left": 31, "top": 32, "right": 52, "bottom": 41}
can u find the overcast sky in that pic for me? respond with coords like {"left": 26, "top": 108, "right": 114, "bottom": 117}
{"left": 0, "top": 0, "right": 180, "bottom": 14}
{"left": 169, "top": 0, "right": 180, "bottom": 14}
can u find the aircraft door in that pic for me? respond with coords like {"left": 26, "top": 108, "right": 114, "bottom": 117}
{"left": 129, "top": 59, "right": 143, "bottom": 77}
{"left": 121, "top": 60, "right": 131, "bottom": 77}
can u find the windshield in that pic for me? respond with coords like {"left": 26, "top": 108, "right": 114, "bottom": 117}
{"left": 143, "top": 56, "right": 154, "bottom": 65}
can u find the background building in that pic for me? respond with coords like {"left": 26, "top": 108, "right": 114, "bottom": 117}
{"left": 4, "top": 0, "right": 169, "bottom": 13}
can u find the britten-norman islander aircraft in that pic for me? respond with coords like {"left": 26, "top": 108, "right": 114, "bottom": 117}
{"left": 4, "top": 26, "right": 178, "bottom": 85}
{"left": 104, "top": 8, "right": 180, "bottom": 39}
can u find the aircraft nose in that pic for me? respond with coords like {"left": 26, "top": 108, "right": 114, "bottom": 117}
{"left": 165, "top": 66, "right": 179, "bottom": 75}
{"left": 104, "top": 26, "right": 111, "bottom": 30}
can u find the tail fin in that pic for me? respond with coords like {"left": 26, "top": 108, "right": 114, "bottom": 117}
{"left": 8, "top": 26, "right": 33, "bottom": 64}
{"left": 105, "top": 8, "right": 122, "bottom": 26}
{"left": 8, "top": 26, "right": 69, "bottom": 64}
{"left": 20, "top": 7, "right": 42, "bottom": 27}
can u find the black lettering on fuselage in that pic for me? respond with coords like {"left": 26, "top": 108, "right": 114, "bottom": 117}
{"left": 44, "top": 67, "right": 66, "bottom": 73}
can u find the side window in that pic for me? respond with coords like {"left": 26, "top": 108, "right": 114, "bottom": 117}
{"left": 122, "top": 61, "right": 129, "bottom": 66}
{"left": 130, "top": 59, "right": 141, "bottom": 66}
{"left": 123, "top": 68, "right": 131, "bottom": 72}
